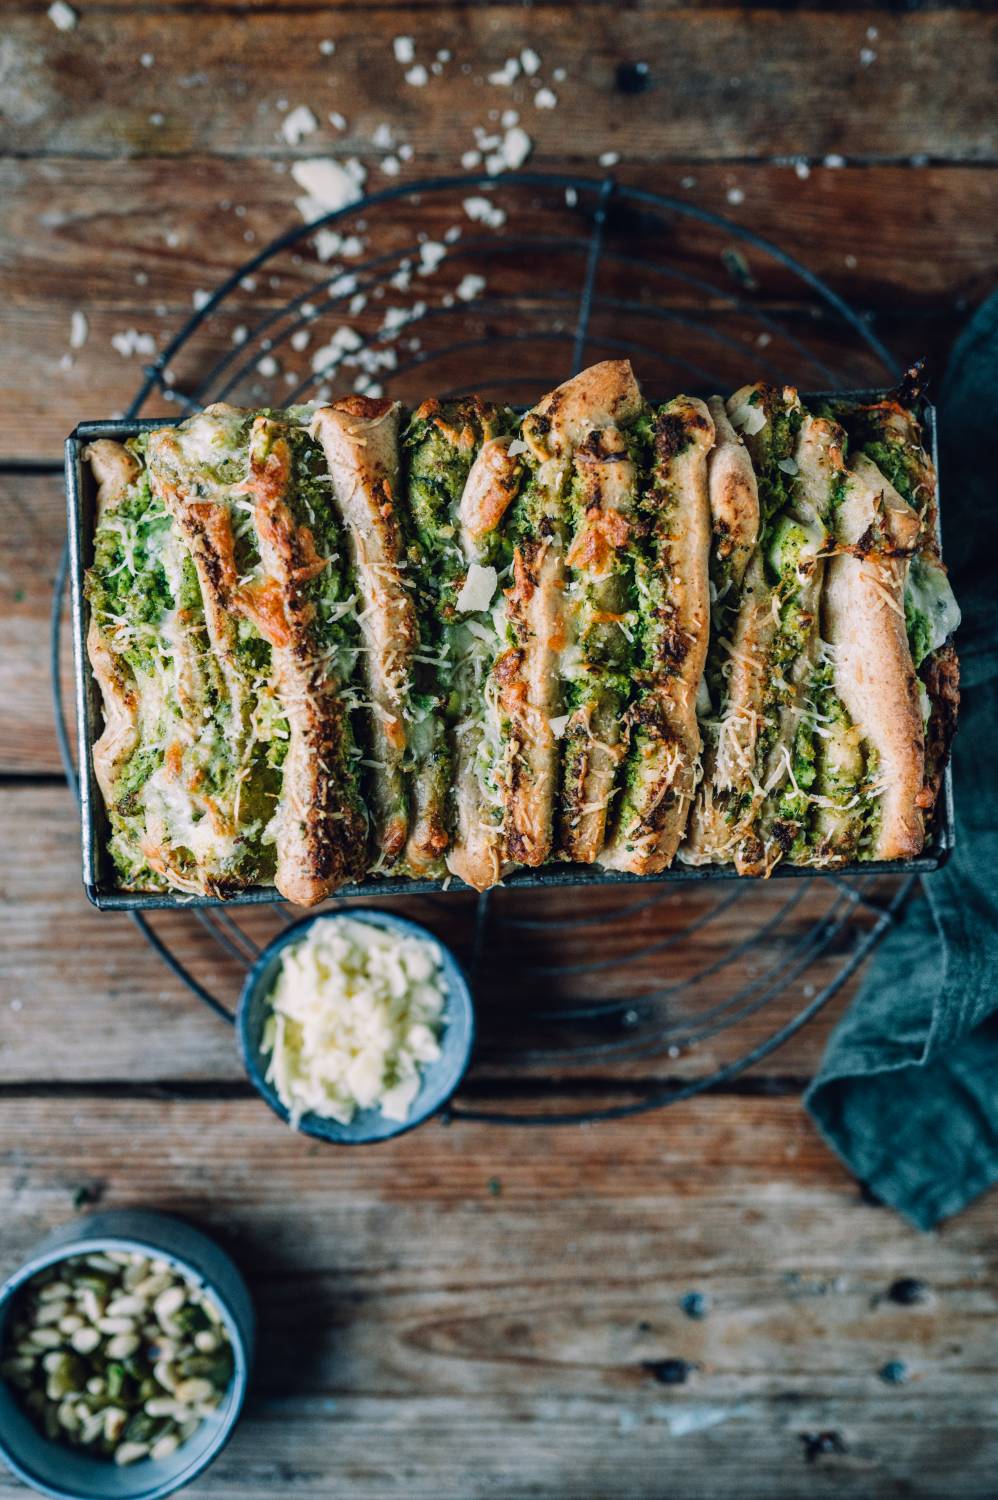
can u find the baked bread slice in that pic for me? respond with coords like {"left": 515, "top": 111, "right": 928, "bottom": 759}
{"left": 311, "top": 397, "right": 415, "bottom": 868}
{"left": 599, "top": 394, "right": 714, "bottom": 874}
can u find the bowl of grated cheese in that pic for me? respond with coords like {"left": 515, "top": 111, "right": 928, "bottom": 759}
{"left": 237, "top": 911, "right": 475, "bottom": 1143}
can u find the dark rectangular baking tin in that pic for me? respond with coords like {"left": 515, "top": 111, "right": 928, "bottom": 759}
{"left": 66, "top": 400, "right": 955, "bottom": 911}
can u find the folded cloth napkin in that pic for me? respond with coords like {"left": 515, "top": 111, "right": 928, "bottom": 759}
{"left": 805, "top": 290, "right": 998, "bottom": 1230}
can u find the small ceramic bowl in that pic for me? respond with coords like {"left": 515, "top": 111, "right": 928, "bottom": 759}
{"left": 237, "top": 908, "right": 476, "bottom": 1144}
{"left": 0, "top": 1211, "right": 254, "bottom": 1500}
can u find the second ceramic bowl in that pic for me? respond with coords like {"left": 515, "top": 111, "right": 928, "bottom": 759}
{"left": 237, "top": 909, "right": 476, "bottom": 1144}
{"left": 0, "top": 1210, "right": 253, "bottom": 1500}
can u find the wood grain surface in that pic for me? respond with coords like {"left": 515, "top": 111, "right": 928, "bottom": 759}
{"left": 1, "top": 0, "right": 995, "bottom": 1494}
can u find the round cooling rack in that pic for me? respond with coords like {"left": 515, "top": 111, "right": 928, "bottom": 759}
{"left": 54, "top": 170, "right": 916, "bottom": 1125}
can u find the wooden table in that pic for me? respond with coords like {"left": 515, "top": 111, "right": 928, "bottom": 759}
{"left": 2, "top": 2, "right": 997, "bottom": 1495}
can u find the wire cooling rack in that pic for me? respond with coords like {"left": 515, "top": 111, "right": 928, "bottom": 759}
{"left": 54, "top": 170, "right": 918, "bottom": 1124}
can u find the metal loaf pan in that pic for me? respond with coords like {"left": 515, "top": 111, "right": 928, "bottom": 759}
{"left": 66, "top": 401, "right": 955, "bottom": 911}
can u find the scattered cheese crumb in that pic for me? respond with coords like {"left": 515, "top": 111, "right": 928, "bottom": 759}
{"left": 319, "top": 39, "right": 335, "bottom": 56}
{"left": 290, "top": 329, "right": 311, "bottom": 352}
{"left": 549, "top": 714, "right": 570, "bottom": 740}
{"left": 405, "top": 64, "right": 429, "bottom": 87}
{"left": 48, "top": 0, "right": 77, "bottom": 31}
{"left": 372, "top": 123, "right": 394, "bottom": 149}
{"left": 232, "top": 326, "right": 248, "bottom": 345}
{"left": 535, "top": 88, "right": 558, "bottom": 109}
{"left": 419, "top": 241, "right": 447, "bottom": 273}
{"left": 311, "top": 326, "right": 363, "bottom": 373}
{"left": 565, "top": 187, "right": 578, "bottom": 207}
{"left": 859, "top": 47, "right": 876, "bottom": 67}
{"left": 140, "top": 52, "right": 154, "bottom": 69}
{"left": 292, "top": 157, "right": 366, "bottom": 223}
{"left": 457, "top": 273, "right": 486, "bottom": 302}
{"left": 598, "top": 150, "right": 620, "bottom": 167}
{"left": 488, "top": 58, "right": 520, "bottom": 86}
{"left": 520, "top": 48, "right": 541, "bottom": 76}
{"left": 463, "top": 195, "right": 507, "bottom": 228}
{"left": 794, "top": 159, "right": 811, "bottom": 180}
{"left": 111, "top": 329, "right": 157, "bottom": 358}
{"left": 393, "top": 36, "right": 415, "bottom": 64}
{"left": 149, "top": 113, "right": 165, "bottom": 127}
{"left": 282, "top": 105, "right": 318, "bottom": 146}
{"left": 484, "top": 125, "right": 532, "bottom": 175}
{"left": 824, "top": 154, "right": 846, "bottom": 168}
{"left": 69, "top": 310, "right": 88, "bottom": 349}
{"left": 329, "top": 111, "right": 347, "bottom": 131}
{"left": 462, "top": 150, "right": 482, "bottom": 169}
{"left": 552, "top": 67, "right": 567, "bottom": 83}
{"left": 381, "top": 157, "right": 401, "bottom": 176}
{"left": 726, "top": 186, "right": 745, "bottom": 205}
{"left": 192, "top": 289, "right": 211, "bottom": 311}
{"left": 257, "top": 355, "right": 279, "bottom": 377}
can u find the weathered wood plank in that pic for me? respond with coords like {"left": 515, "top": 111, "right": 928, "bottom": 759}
{"left": 0, "top": 1096, "right": 995, "bottom": 1497}
{"left": 4, "top": 159, "right": 992, "bottom": 310}
{"left": 1, "top": 782, "right": 906, "bottom": 1087}
{"left": 3, "top": 9, "right": 995, "bottom": 161}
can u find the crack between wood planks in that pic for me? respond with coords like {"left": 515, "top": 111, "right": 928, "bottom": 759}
{"left": 0, "top": 1076, "right": 810, "bottom": 1101}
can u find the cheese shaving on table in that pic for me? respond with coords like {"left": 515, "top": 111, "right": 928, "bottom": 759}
{"left": 261, "top": 918, "right": 447, "bottom": 1126}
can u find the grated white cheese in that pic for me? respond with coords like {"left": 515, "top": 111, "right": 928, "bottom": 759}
{"left": 456, "top": 563, "right": 498, "bottom": 614}
{"left": 463, "top": 195, "right": 507, "bottom": 228}
{"left": 457, "top": 273, "right": 486, "bottom": 302}
{"left": 292, "top": 157, "right": 366, "bottom": 224}
{"left": 111, "top": 329, "right": 157, "bottom": 358}
{"left": 281, "top": 105, "right": 318, "bottom": 146}
{"left": 69, "top": 310, "right": 89, "bottom": 349}
{"left": 261, "top": 917, "right": 446, "bottom": 1126}
{"left": 393, "top": 36, "right": 415, "bottom": 64}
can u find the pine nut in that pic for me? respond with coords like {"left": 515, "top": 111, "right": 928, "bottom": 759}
{"left": 58, "top": 1314, "right": 85, "bottom": 1335}
{"left": 38, "top": 1282, "right": 71, "bottom": 1302}
{"left": 96, "top": 1316, "right": 136, "bottom": 1335}
{"left": 151, "top": 1433, "right": 180, "bottom": 1461}
{"left": 114, "top": 1441, "right": 150, "bottom": 1466}
{"left": 153, "top": 1287, "right": 185, "bottom": 1326}
{"left": 69, "top": 1327, "right": 101, "bottom": 1355}
{"left": 106, "top": 1295, "right": 147, "bottom": 1319}
{"left": 103, "top": 1408, "right": 128, "bottom": 1443}
{"left": 105, "top": 1333, "right": 140, "bottom": 1360}
{"left": 194, "top": 1331, "right": 220, "bottom": 1353}
{"left": 174, "top": 1378, "right": 215, "bottom": 1405}
{"left": 134, "top": 1273, "right": 174, "bottom": 1300}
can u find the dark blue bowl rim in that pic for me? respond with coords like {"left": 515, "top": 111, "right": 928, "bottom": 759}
{"left": 0, "top": 1224, "right": 252, "bottom": 1500}
{"left": 236, "top": 908, "right": 476, "bottom": 1145}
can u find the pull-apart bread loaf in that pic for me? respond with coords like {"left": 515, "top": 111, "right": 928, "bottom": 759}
{"left": 84, "top": 364, "right": 958, "bottom": 901}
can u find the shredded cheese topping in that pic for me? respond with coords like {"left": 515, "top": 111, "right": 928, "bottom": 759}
{"left": 261, "top": 917, "right": 446, "bottom": 1126}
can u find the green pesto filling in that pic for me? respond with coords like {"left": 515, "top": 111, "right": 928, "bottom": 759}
{"left": 743, "top": 389, "right": 804, "bottom": 531}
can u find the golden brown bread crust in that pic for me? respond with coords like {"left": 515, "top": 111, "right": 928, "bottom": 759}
{"left": 705, "top": 395, "right": 760, "bottom": 586}
{"left": 526, "top": 359, "right": 643, "bottom": 458}
{"left": 458, "top": 436, "right": 523, "bottom": 550}
{"left": 241, "top": 417, "right": 365, "bottom": 906}
{"left": 824, "top": 456, "right": 925, "bottom": 860}
{"left": 311, "top": 398, "right": 415, "bottom": 865}
{"left": 600, "top": 395, "right": 715, "bottom": 874}
{"left": 84, "top": 441, "right": 142, "bottom": 805}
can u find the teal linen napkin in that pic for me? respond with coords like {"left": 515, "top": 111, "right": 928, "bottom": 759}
{"left": 805, "top": 291, "right": 998, "bottom": 1229}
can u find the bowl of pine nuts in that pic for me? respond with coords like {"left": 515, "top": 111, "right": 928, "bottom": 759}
{"left": 0, "top": 1210, "right": 253, "bottom": 1500}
